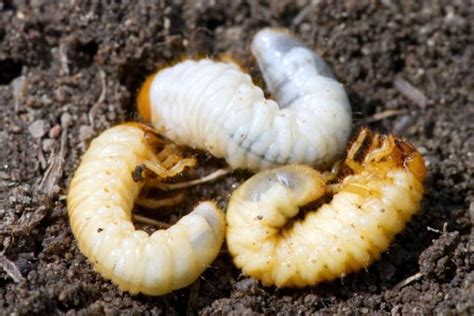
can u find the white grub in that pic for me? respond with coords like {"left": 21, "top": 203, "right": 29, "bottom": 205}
{"left": 67, "top": 124, "right": 225, "bottom": 295}
{"left": 138, "top": 28, "right": 352, "bottom": 171}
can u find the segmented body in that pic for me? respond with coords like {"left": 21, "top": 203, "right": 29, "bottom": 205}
{"left": 137, "top": 28, "right": 352, "bottom": 171}
{"left": 67, "top": 124, "right": 226, "bottom": 295}
{"left": 226, "top": 130, "right": 426, "bottom": 287}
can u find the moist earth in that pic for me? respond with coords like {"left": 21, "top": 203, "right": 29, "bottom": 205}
{"left": 0, "top": 0, "right": 473, "bottom": 315}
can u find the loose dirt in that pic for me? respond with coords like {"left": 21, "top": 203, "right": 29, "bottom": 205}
{"left": 0, "top": 1, "right": 472, "bottom": 314}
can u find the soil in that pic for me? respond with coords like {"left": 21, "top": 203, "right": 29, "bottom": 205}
{"left": 0, "top": 0, "right": 473, "bottom": 315}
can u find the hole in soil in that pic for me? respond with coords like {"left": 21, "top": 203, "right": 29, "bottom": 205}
{"left": 0, "top": 0, "right": 15, "bottom": 11}
{"left": 280, "top": 4, "right": 302, "bottom": 25}
{"left": 450, "top": 172, "right": 465, "bottom": 185}
{"left": 197, "top": 9, "right": 225, "bottom": 31}
{"left": 424, "top": 120, "right": 435, "bottom": 139}
{"left": 118, "top": 61, "right": 148, "bottom": 93}
{"left": 363, "top": 99, "right": 383, "bottom": 116}
{"left": 204, "top": 17, "right": 223, "bottom": 30}
{"left": 392, "top": 56, "right": 405, "bottom": 73}
{"left": 347, "top": 92, "right": 364, "bottom": 117}
{"left": 70, "top": 41, "right": 99, "bottom": 68}
{"left": 118, "top": 60, "right": 149, "bottom": 117}
{"left": 0, "top": 58, "right": 23, "bottom": 85}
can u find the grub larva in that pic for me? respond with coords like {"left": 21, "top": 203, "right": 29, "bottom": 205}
{"left": 137, "top": 28, "right": 352, "bottom": 171}
{"left": 67, "top": 123, "right": 226, "bottom": 295}
{"left": 226, "top": 129, "right": 426, "bottom": 287}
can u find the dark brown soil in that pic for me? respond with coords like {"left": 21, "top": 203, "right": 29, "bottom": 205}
{"left": 0, "top": 1, "right": 473, "bottom": 315}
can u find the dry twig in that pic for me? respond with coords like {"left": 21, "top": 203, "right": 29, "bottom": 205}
{"left": 59, "top": 43, "right": 70, "bottom": 75}
{"left": 356, "top": 109, "right": 407, "bottom": 126}
{"left": 0, "top": 206, "right": 47, "bottom": 236}
{"left": 154, "top": 167, "right": 232, "bottom": 191}
{"left": 291, "top": 5, "right": 311, "bottom": 28}
{"left": 0, "top": 254, "right": 25, "bottom": 283}
{"left": 394, "top": 77, "right": 428, "bottom": 108}
{"left": 132, "top": 215, "right": 171, "bottom": 229}
{"left": 88, "top": 69, "right": 107, "bottom": 126}
{"left": 394, "top": 272, "right": 423, "bottom": 290}
{"left": 38, "top": 127, "right": 67, "bottom": 196}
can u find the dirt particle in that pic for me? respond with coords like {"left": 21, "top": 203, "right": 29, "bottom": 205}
{"left": 60, "top": 113, "right": 72, "bottom": 128}
{"left": 42, "top": 139, "right": 55, "bottom": 152}
{"left": 0, "top": 1, "right": 471, "bottom": 314}
{"left": 48, "top": 125, "right": 62, "bottom": 138}
{"left": 394, "top": 77, "right": 428, "bottom": 108}
{"left": 28, "top": 120, "right": 47, "bottom": 139}
{"left": 79, "top": 125, "right": 94, "bottom": 142}
{"left": 419, "top": 231, "right": 460, "bottom": 281}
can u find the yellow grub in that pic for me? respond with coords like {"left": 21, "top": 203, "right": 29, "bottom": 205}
{"left": 226, "top": 129, "right": 426, "bottom": 287}
{"left": 67, "top": 123, "right": 225, "bottom": 295}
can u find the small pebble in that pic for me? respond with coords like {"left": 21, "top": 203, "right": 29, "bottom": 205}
{"left": 60, "top": 113, "right": 72, "bottom": 128}
{"left": 11, "top": 125, "right": 22, "bottom": 133}
{"left": 418, "top": 146, "right": 428, "bottom": 155}
{"left": 11, "top": 75, "right": 26, "bottom": 100}
{"left": 28, "top": 120, "right": 46, "bottom": 138}
{"left": 79, "top": 125, "right": 94, "bottom": 142}
{"left": 49, "top": 125, "right": 62, "bottom": 138}
{"left": 54, "top": 88, "right": 66, "bottom": 102}
{"left": 42, "top": 139, "right": 55, "bottom": 152}
{"left": 393, "top": 77, "right": 428, "bottom": 108}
